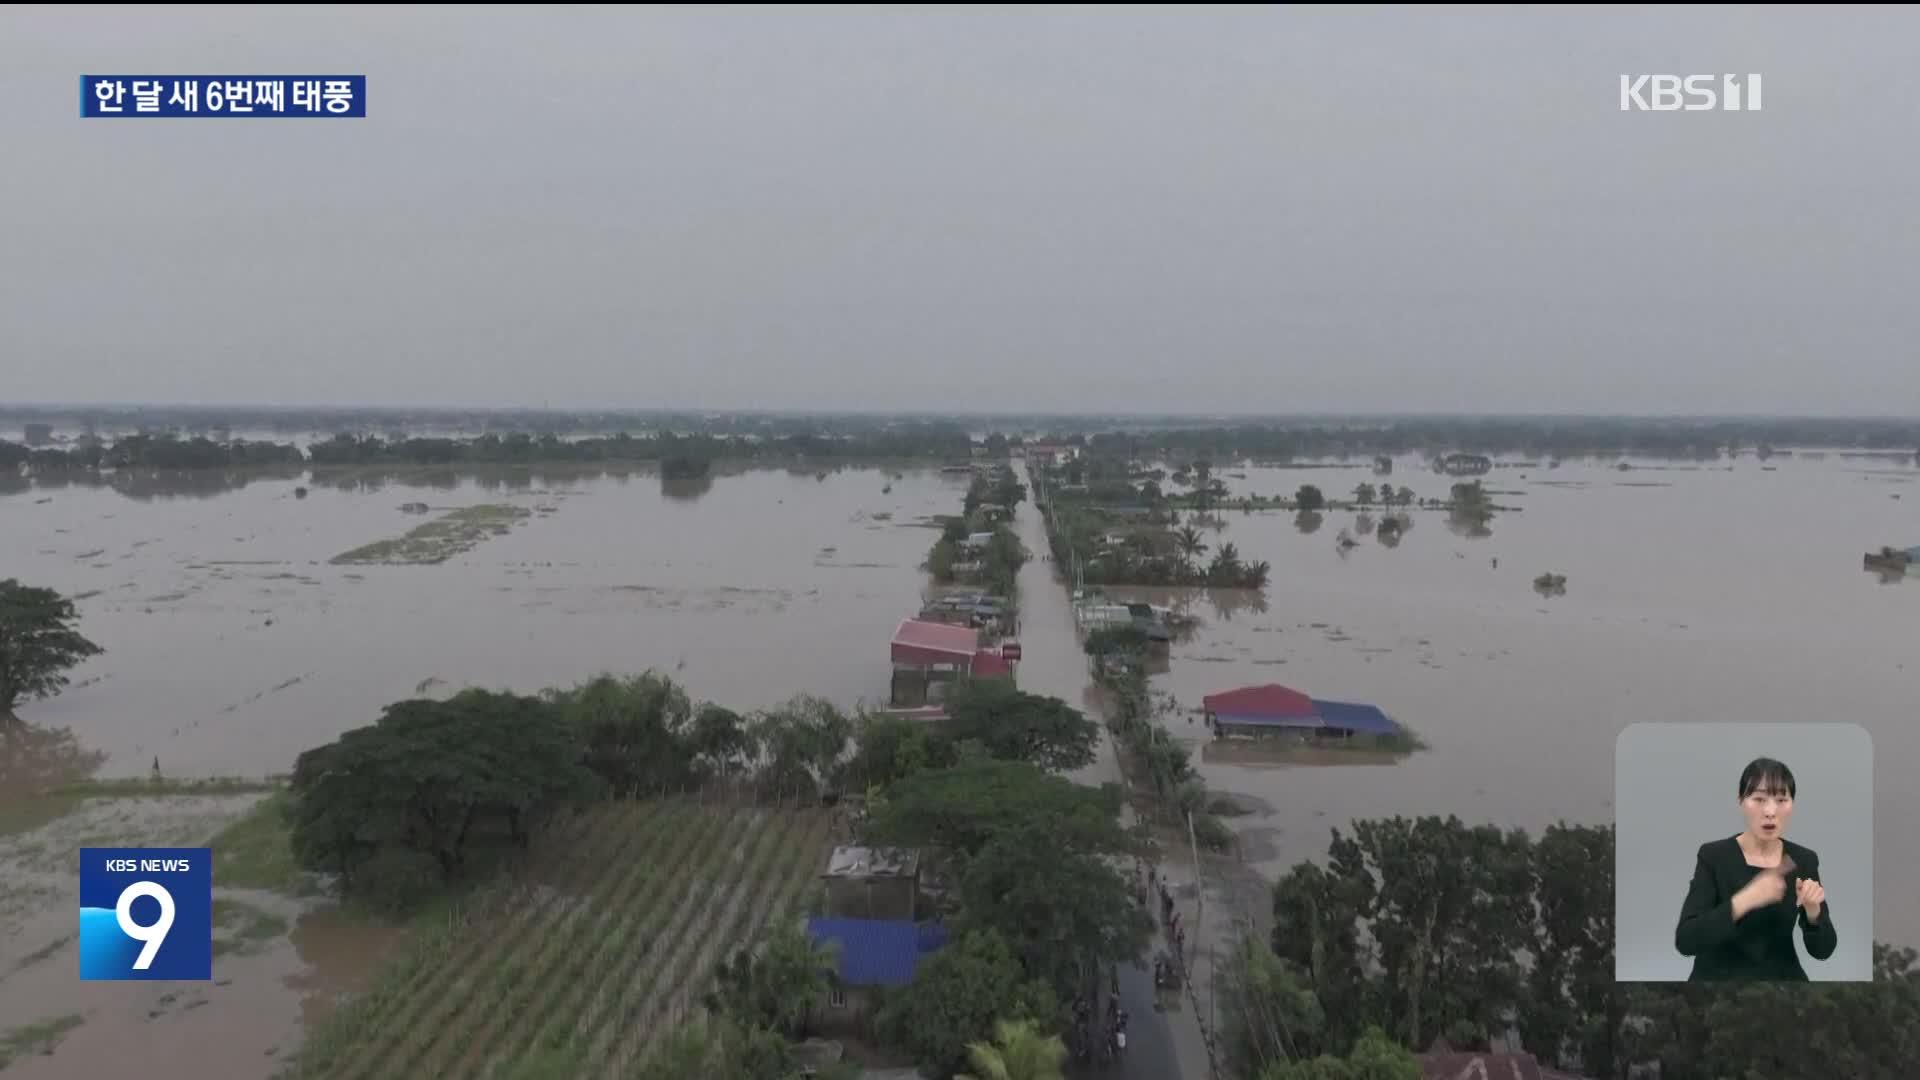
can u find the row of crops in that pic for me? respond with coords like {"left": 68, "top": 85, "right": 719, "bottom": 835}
{"left": 291, "top": 797, "right": 836, "bottom": 1079}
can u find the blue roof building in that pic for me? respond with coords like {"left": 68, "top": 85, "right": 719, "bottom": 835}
{"left": 805, "top": 917, "right": 949, "bottom": 988}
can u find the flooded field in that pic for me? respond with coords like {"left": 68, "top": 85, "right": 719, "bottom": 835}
{"left": 0, "top": 462, "right": 966, "bottom": 1079}
{"left": 3, "top": 450, "right": 1916, "bottom": 1077}
{"left": 6, "top": 463, "right": 969, "bottom": 776}
{"left": 1078, "top": 454, "right": 1920, "bottom": 948}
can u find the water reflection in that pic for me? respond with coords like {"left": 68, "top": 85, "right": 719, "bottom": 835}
{"left": 1447, "top": 509, "right": 1494, "bottom": 539}
{"left": 1294, "top": 510, "right": 1324, "bottom": 535}
{"left": 1352, "top": 513, "right": 1376, "bottom": 537}
{"left": 661, "top": 472, "right": 715, "bottom": 501}
{"left": 1206, "top": 588, "right": 1269, "bottom": 621}
{"left": 5, "top": 467, "right": 303, "bottom": 501}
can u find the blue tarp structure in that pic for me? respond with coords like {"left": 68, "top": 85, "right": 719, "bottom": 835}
{"left": 805, "top": 917, "right": 949, "bottom": 987}
{"left": 1308, "top": 699, "right": 1400, "bottom": 737}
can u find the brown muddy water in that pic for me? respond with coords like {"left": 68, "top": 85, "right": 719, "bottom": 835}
{"left": 1032, "top": 454, "right": 1920, "bottom": 950}
{"left": 6, "top": 464, "right": 970, "bottom": 775}
{"left": 1, "top": 462, "right": 969, "bottom": 1078}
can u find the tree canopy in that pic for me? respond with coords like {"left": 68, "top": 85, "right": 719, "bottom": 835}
{"left": 940, "top": 681, "right": 1099, "bottom": 774}
{"left": 288, "top": 689, "right": 599, "bottom": 906}
{"left": 0, "top": 580, "right": 103, "bottom": 718}
{"left": 1257, "top": 817, "right": 1920, "bottom": 1079}
{"left": 862, "top": 757, "right": 1130, "bottom": 861}
{"left": 875, "top": 929, "right": 1058, "bottom": 1080}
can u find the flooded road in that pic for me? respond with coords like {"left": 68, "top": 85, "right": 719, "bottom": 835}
{"left": 6, "top": 464, "right": 969, "bottom": 776}
{"left": 1089, "top": 454, "right": 1920, "bottom": 949}
{"left": 3, "top": 450, "right": 1916, "bottom": 1078}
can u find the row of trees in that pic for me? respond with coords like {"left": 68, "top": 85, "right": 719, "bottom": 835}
{"left": 4, "top": 424, "right": 1002, "bottom": 474}
{"left": 286, "top": 676, "right": 859, "bottom": 909}
{"left": 840, "top": 681, "right": 1148, "bottom": 1077}
{"left": 1075, "top": 418, "right": 1920, "bottom": 460}
{"left": 1231, "top": 816, "right": 1920, "bottom": 1080}
{"left": 929, "top": 465, "right": 1031, "bottom": 598}
{"left": 1086, "top": 634, "right": 1236, "bottom": 851}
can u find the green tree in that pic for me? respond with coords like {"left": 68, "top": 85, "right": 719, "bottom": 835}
{"left": 1225, "top": 930, "right": 1328, "bottom": 1077}
{"left": 1295, "top": 485, "right": 1326, "bottom": 512}
{"left": 1193, "top": 460, "right": 1215, "bottom": 512}
{"left": 633, "top": 1015, "right": 795, "bottom": 1080}
{"left": 845, "top": 711, "right": 955, "bottom": 792}
{"left": 1257, "top": 1026, "right": 1421, "bottom": 1080}
{"left": 957, "top": 1018, "right": 1068, "bottom": 1080}
{"left": 1327, "top": 816, "right": 1533, "bottom": 1051}
{"left": 1174, "top": 525, "right": 1209, "bottom": 569}
{"left": 956, "top": 824, "right": 1152, "bottom": 996}
{"left": 751, "top": 696, "right": 852, "bottom": 802}
{"left": 876, "top": 930, "right": 1058, "bottom": 1079}
{"left": 1521, "top": 822, "right": 1619, "bottom": 1076}
{"left": 942, "top": 681, "right": 1099, "bottom": 773}
{"left": 288, "top": 690, "right": 598, "bottom": 904}
{"left": 544, "top": 673, "right": 696, "bottom": 796}
{"left": 1353, "top": 483, "right": 1376, "bottom": 506}
{"left": 705, "top": 921, "right": 840, "bottom": 1039}
{"left": 1206, "top": 542, "right": 1246, "bottom": 585}
{"left": 0, "top": 580, "right": 104, "bottom": 721}
{"left": 863, "top": 758, "right": 1130, "bottom": 860}
{"left": 687, "top": 703, "right": 758, "bottom": 784}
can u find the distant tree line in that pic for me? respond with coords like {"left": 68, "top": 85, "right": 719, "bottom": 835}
{"left": 1067, "top": 418, "right": 1920, "bottom": 460}
{"left": 1, "top": 424, "right": 980, "bottom": 474}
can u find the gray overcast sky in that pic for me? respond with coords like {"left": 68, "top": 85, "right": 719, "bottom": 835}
{"left": 3, "top": 6, "right": 1917, "bottom": 414}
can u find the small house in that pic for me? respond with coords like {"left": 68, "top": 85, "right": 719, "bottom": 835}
{"left": 1202, "top": 683, "right": 1402, "bottom": 742}
{"left": 892, "top": 619, "right": 1020, "bottom": 705}
{"left": 806, "top": 917, "right": 949, "bottom": 1028}
{"left": 822, "top": 846, "right": 921, "bottom": 921}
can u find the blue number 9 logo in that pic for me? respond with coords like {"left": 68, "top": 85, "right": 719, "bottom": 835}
{"left": 116, "top": 881, "right": 175, "bottom": 969}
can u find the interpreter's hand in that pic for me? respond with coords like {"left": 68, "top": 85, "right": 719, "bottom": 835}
{"left": 1796, "top": 878, "right": 1826, "bottom": 921}
{"left": 1732, "top": 868, "right": 1788, "bottom": 918}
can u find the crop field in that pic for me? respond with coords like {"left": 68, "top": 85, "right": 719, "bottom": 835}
{"left": 291, "top": 797, "right": 837, "bottom": 1079}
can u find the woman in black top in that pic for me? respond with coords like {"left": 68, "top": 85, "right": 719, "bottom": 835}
{"left": 1674, "top": 757, "right": 1838, "bottom": 980}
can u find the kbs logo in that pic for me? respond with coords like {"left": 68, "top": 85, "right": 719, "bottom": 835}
{"left": 78, "top": 848, "right": 212, "bottom": 980}
{"left": 1620, "top": 74, "right": 1763, "bottom": 111}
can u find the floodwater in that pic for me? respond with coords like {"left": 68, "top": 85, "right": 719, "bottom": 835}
{"left": 1, "top": 462, "right": 967, "bottom": 1078}
{"left": 4, "top": 451, "right": 1916, "bottom": 1076}
{"left": 6, "top": 463, "right": 971, "bottom": 776}
{"left": 1044, "top": 454, "right": 1920, "bottom": 949}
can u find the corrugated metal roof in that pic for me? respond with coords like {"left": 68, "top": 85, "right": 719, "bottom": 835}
{"left": 806, "top": 918, "right": 949, "bottom": 987}
{"left": 1311, "top": 699, "right": 1400, "bottom": 736}
{"left": 891, "top": 619, "right": 980, "bottom": 660}
{"left": 1201, "top": 684, "right": 1319, "bottom": 718}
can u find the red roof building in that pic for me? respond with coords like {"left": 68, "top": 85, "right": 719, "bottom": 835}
{"left": 1201, "top": 683, "right": 1318, "bottom": 719}
{"left": 890, "top": 619, "right": 982, "bottom": 669}
{"left": 969, "top": 651, "right": 1012, "bottom": 679}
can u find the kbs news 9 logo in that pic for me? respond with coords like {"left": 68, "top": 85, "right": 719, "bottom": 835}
{"left": 79, "top": 848, "right": 212, "bottom": 980}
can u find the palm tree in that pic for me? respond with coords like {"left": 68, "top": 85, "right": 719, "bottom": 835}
{"left": 957, "top": 1019, "right": 1067, "bottom": 1080}
{"left": 1174, "top": 525, "right": 1208, "bottom": 568}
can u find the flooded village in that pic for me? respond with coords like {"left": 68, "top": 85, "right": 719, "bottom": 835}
{"left": 2, "top": 417, "right": 1918, "bottom": 1079}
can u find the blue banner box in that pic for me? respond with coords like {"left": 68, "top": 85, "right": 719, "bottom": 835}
{"left": 82, "top": 76, "right": 366, "bottom": 117}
